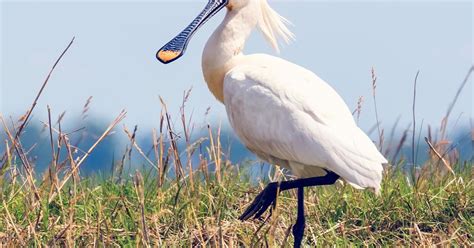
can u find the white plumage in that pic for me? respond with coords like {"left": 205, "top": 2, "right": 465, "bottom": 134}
{"left": 224, "top": 54, "right": 387, "bottom": 193}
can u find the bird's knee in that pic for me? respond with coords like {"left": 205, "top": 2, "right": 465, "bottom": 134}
{"left": 266, "top": 181, "right": 281, "bottom": 192}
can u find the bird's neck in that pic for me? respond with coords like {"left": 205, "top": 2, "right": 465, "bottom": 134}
{"left": 202, "top": 5, "right": 258, "bottom": 102}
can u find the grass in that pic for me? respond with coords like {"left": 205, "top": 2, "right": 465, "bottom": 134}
{"left": 0, "top": 39, "right": 473, "bottom": 247}
{"left": 0, "top": 160, "right": 472, "bottom": 246}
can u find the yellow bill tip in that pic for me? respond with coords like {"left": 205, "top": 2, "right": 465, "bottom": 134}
{"left": 157, "top": 50, "right": 181, "bottom": 63}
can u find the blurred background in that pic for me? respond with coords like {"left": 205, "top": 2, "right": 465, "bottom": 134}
{"left": 1, "top": 0, "right": 472, "bottom": 174}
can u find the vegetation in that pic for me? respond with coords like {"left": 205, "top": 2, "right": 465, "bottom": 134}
{"left": 0, "top": 155, "right": 473, "bottom": 246}
{"left": 0, "top": 39, "right": 473, "bottom": 247}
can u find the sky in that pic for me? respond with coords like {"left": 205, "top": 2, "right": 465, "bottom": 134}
{"left": 1, "top": 1, "right": 472, "bottom": 139}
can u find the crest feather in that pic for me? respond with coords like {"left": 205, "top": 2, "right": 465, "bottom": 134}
{"left": 257, "top": 0, "right": 295, "bottom": 53}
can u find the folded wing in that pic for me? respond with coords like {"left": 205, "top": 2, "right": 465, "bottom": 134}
{"left": 223, "top": 54, "right": 387, "bottom": 193}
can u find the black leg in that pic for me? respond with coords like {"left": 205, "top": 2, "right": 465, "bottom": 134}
{"left": 239, "top": 170, "right": 339, "bottom": 221}
{"left": 293, "top": 186, "right": 305, "bottom": 248}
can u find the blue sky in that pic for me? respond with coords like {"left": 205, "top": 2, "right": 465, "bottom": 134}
{"left": 1, "top": 1, "right": 472, "bottom": 138}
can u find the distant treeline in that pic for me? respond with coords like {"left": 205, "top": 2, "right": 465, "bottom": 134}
{"left": 2, "top": 119, "right": 471, "bottom": 177}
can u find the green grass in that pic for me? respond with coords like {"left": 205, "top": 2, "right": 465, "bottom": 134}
{"left": 0, "top": 161, "right": 472, "bottom": 246}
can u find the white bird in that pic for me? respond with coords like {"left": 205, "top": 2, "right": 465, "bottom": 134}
{"left": 157, "top": 0, "right": 387, "bottom": 246}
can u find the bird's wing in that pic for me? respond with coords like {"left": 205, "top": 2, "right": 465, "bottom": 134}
{"left": 223, "top": 54, "right": 387, "bottom": 192}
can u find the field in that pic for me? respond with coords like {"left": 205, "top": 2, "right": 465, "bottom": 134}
{"left": 0, "top": 40, "right": 473, "bottom": 247}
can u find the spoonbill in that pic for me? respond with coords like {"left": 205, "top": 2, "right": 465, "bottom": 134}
{"left": 156, "top": 0, "right": 387, "bottom": 246}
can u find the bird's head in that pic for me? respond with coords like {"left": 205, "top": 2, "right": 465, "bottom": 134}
{"left": 156, "top": 0, "right": 293, "bottom": 64}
